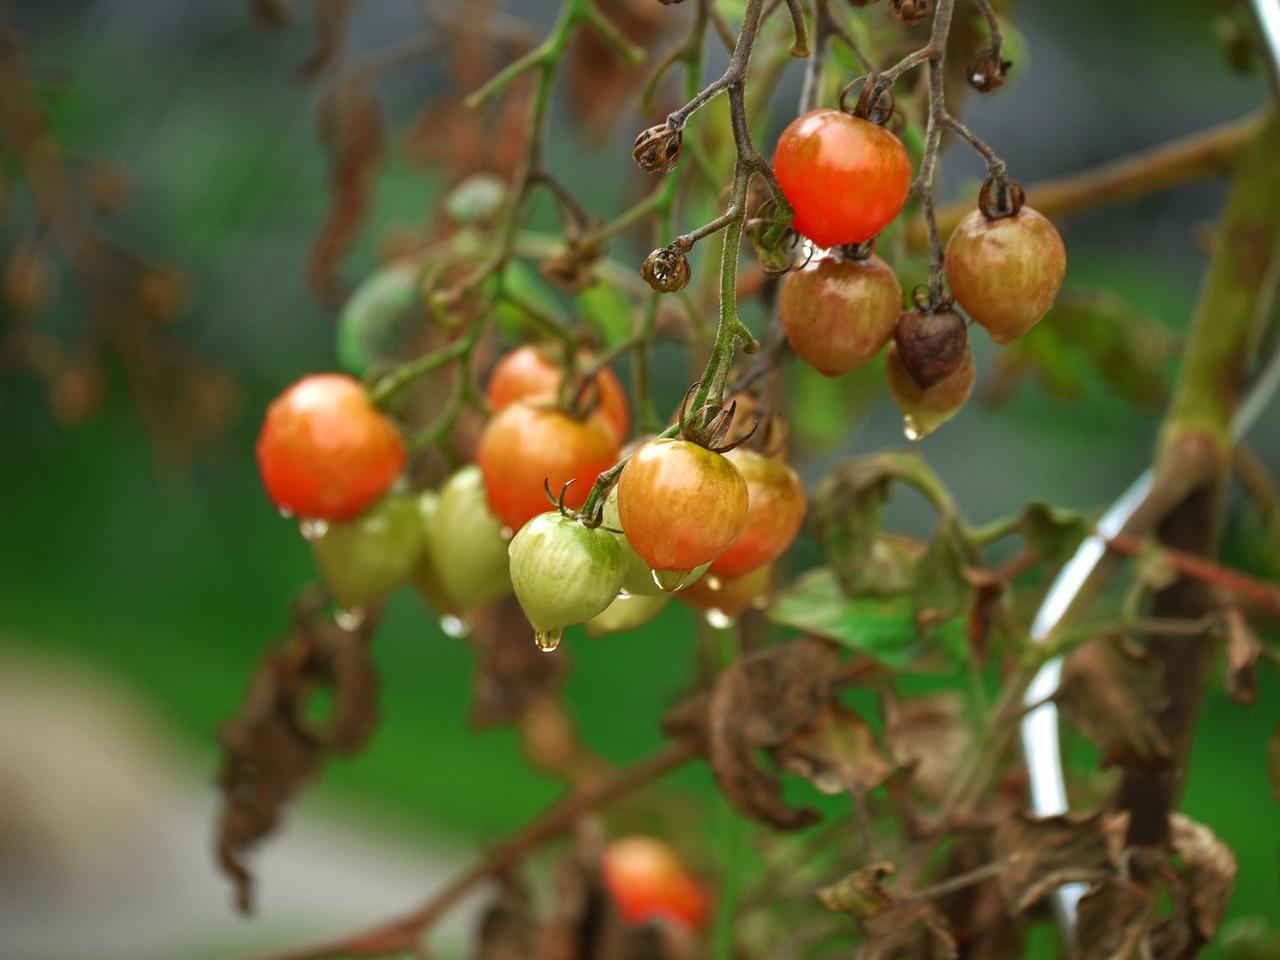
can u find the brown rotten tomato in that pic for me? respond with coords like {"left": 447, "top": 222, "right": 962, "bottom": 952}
{"left": 478, "top": 400, "right": 619, "bottom": 531}
{"left": 884, "top": 341, "right": 975, "bottom": 439}
{"left": 773, "top": 109, "right": 912, "bottom": 248}
{"left": 780, "top": 253, "right": 902, "bottom": 376}
{"left": 256, "top": 373, "right": 405, "bottom": 521}
{"left": 945, "top": 206, "right": 1066, "bottom": 343}
{"left": 486, "top": 344, "right": 630, "bottom": 442}
{"left": 617, "top": 438, "right": 748, "bottom": 587}
{"left": 709, "top": 449, "right": 806, "bottom": 578}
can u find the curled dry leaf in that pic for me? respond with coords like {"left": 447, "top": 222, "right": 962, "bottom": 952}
{"left": 468, "top": 595, "right": 569, "bottom": 729}
{"left": 705, "top": 639, "right": 838, "bottom": 829}
{"left": 1072, "top": 878, "right": 1155, "bottom": 960}
{"left": 474, "top": 875, "right": 540, "bottom": 960}
{"left": 567, "top": 0, "right": 667, "bottom": 143}
{"left": 883, "top": 692, "right": 970, "bottom": 801}
{"left": 215, "top": 594, "right": 382, "bottom": 912}
{"left": 1169, "top": 813, "right": 1237, "bottom": 947}
{"left": 773, "top": 704, "right": 893, "bottom": 797}
{"left": 1058, "top": 637, "right": 1171, "bottom": 773}
{"left": 817, "top": 861, "right": 897, "bottom": 920}
{"left": 1223, "top": 608, "right": 1262, "bottom": 706}
{"left": 992, "top": 810, "right": 1129, "bottom": 912}
{"left": 859, "top": 903, "right": 958, "bottom": 960}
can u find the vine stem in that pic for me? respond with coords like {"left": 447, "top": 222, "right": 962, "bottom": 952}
{"left": 231, "top": 741, "right": 698, "bottom": 960}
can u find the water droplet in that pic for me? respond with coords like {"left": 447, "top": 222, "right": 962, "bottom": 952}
{"left": 335, "top": 607, "right": 365, "bottom": 631}
{"left": 903, "top": 415, "right": 923, "bottom": 442}
{"left": 439, "top": 614, "right": 471, "bottom": 638}
{"left": 299, "top": 517, "right": 330, "bottom": 540}
{"left": 277, "top": 506, "right": 294, "bottom": 519}
{"left": 534, "top": 628, "right": 563, "bottom": 652}
{"left": 704, "top": 608, "right": 735, "bottom": 629}
{"left": 704, "top": 575, "right": 723, "bottom": 592}
{"left": 652, "top": 568, "right": 694, "bottom": 592}
{"left": 616, "top": 587, "right": 632, "bottom": 600}
{"left": 500, "top": 525, "right": 514, "bottom": 541}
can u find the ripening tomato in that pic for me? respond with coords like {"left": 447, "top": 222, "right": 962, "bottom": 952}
{"left": 414, "top": 466, "right": 512, "bottom": 614}
{"left": 486, "top": 345, "right": 631, "bottom": 442}
{"left": 603, "top": 485, "right": 709, "bottom": 597}
{"left": 585, "top": 592, "right": 670, "bottom": 639}
{"left": 478, "top": 401, "right": 620, "bottom": 531}
{"left": 944, "top": 206, "right": 1067, "bottom": 343}
{"left": 709, "top": 449, "right": 806, "bottom": 578}
{"left": 780, "top": 254, "right": 902, "bottom": 376}
{"left": 508, "top": 512, "right": 626, "bottom": 650}
{"left": 309, "top": 493, "right": 422, "bottom": 610}
{"left": 617, "top": 439, "right": 748, "bottom": 580}
{"left": 884, "top": 341, "right": 975, "bottom": 439}
{"left": 679, "top": 564, "right": 773, "bottom": 622}
{"left": 602, "top": 836, "right": 710, "bottom": 931}
{"left": 257, "top": 373, "right": 405, "bottom": 521}
{"left": 773, "top": 109, "right": 912, "bottom": 248}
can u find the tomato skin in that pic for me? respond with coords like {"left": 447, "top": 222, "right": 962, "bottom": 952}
{"left": 617, "top": 439, "right": 748, "bottom": 573}
{"left": 944, "top": 206, "right": 1067, "bottom": 343}
{"left": 310, "top": 493, "right": 422, "bottom": 610}
{"left": 257, "top": 373, "right": 405, "bottom": 521}
{"left": 602, "top": 836, "right": 710, "bottom": 931}
{"left": 585, "top": 592, "right": 669, "bottom": 638}
{"left": 773, "top": 110, "right": 912, "bottom": 248}
{"left": 709, "top": 450, "right": 806, "bottom": 578}
{"left": 415, "top": 466, "right": 512, "bottom": 614}
{"left": 486, "top": 345, "right": 631, "bottom": 442}
{"left": 884, "top": 341, "right": 975, "bottom": 439}
{"left": 603, "top": 485, "right": 709, "bottom": 596}
{"left": 780, "top": 254, "right": 902, "bottom": 376}
{"left": 508, "top": 512, "right": 625, "bottom": 633}
{"left": 478, "top": 401, "right": 621, "bottom": 531}
{"left": 680, "top": 564, "right": 773, "bottom": 620}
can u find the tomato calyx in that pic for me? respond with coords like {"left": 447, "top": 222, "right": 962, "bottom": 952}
{"left": 834, "top": 237, "right": 878, "bottom": 263}
{"left": 745, "top": 197, "right": 809, "bottom": 277}
{"left": 838, "top": 75, "right": 898, "bottom": 127}
{"left": 977, "top": 173, "right": 1026, "bottom": 221}
{"left": 968, "top": 46, "right": 1013, "bottom": 93}
{"left": 676, "top": 381, "right": 759, "bottom": 455}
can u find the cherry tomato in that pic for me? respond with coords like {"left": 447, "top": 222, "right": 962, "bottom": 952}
{"left": 679, "top": 564, "right": 773, "bottom": 623}
{"left": 773, "top": 110, "right": 912, "bottom": 248}
{"left": 617, "top": 439, "right": 748, "bottom": 578}
{"left": 486, "top": 344, "right": 631, "bottom": 442}
{"left": 585, "top": 592, "right": 669, "bottom": 639}
{"left": 944, "top": 206, "right": 1066, "bottom": 343}
{"left": 603, "top": 485, "right": 709, "bottom": 597}
{"left": 257, "top": 373, "right": 405, "bottom": 521}
{"left": 780, "top": 253, "right": 902, "bottom": 376}
{"left": 508, "top": 511, "right": 626, "bottom": 650}
{"left": 885, "top": 341, "right": 975, "bottom": 439}
{"left": 414, "top": 466, "right": 511, "bottom": 615}
{"left": 478, "top": 400, "right": 621, "bottom": 531}
{"left": 709, "top": 449, "right": 806, "bottom": 578}
{"left": 309, "top": 493, "right": 422, "bottom": 611}
{"left": 602, "top": 836, "right": 710, "bottom": 931}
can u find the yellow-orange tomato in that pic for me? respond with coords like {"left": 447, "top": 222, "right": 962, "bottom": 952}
{"left": 486, "top": 344, "right": 630, "bottom": 442}
{"left": 256, "top": 373, "right": 405, "bottom": 521}
{"left": 602, "top": 836, "right": 710, "bottom": 931}
{"left": 477, "top": 400, "right": 619, "bottom": 531}
{"left": 617, "top": 439, "right": 748, "bottom": 574}
{"left": 709, "top": 449, "right": 806, "bottom": 578}
{"left": 680, "top": 565, "right": 773, "bottom": 620}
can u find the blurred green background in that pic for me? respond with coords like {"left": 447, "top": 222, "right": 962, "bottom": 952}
{"left": 0, "top": 1, "right": 1277, "bottom": 958}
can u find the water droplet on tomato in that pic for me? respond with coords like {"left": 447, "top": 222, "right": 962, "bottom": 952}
{"left": 335, "top": 607, "right": 365, "bottom": 631}
{"left": 704, "top": 608, "right": 735, "bottom": 629}
{"left": 439, "top": 614, "right": 471, "bottom": 638}
{"left": 903, "top": 415, "right": 923, "bottom": 442}
{"left": 277, "top": 506, "right": 294, "bottom": 519}
{"left": 534, "top": 628, "right": 563, "bottom": 652}
{"left": 704, "top": 575, "right": 723, "bottom": 592}
{"left": 652, "top": 568, "right": 694, "bottom": 592}
{"left": 298, "top": 517, "right": 330, "bottom": 540}
{"left": 500, "top": 525, "right": 514, "bottom": 541}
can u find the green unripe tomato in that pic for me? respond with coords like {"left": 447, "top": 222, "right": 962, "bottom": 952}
{"left": 508, "top": 512, "right": 626, "bottom": 651}
{"left": 585, "top": 592, "right": 669, "bottom": 639}
{"left": 336, "top": 263, "right": 419, "bottom": 376}
{"left": 603, "top": 486, "right": 709, "bottom": 597}
{"left": 310, "top": 492, "right": 423, "bottom": 611}
{"left": 417, "top": 466, "right": 512, "bottom": 613}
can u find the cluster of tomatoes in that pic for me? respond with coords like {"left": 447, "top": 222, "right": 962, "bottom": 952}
{"left": 256, "top": 342, "right": 806, "bottom": 650}
{"left": 772, "top": 107, "right": 1066, "bottom": 437}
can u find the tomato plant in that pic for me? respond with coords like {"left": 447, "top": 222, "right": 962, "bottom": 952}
{"left": 309, "top": 493, "right": 422, "bottom": 611}
{"left": 414, "top": 466, "right": 512, "bottom": 618}
{"left": 486, "top": 344, "right": 631, "bottom": 442}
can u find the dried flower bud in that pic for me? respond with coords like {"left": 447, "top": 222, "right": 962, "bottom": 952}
{"left": 633, "top": 124, "right": 683, "bottom": 174}
{"left": 641, "top": 247, "right": 691, "bottom": 293}
{"left": 893, "top": 307, "right": 968, "bottom": 389}
{"left": 967, "top": 47, "right": 1013, "bottom": 93}
{"left": 888, "top": 0, "right": 932, "bottom": 26}
{"left": 541, "top": 246, "right": 599, "bottom": 295}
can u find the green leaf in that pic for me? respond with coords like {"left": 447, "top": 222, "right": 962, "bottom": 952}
{"left": 769, "top": 567, "right": 962, "bottom": 670}
{"left": 913, "top": 522, "right": 974, "bottom": 641}
{"left": 575, "top": 282, "right": 633, "bottom": 346}
{"left": 493, "top": 261, "right": 568, "bottom": 342}
{"left": 1020, "top": 502, "right": 1090, "bottom": 566}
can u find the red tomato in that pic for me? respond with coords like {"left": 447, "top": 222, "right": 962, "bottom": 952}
{"left": 773, "top": 109, "right": 912, "bottom": 248}
{"left": 602, "top": 836, "right": 710, "bottom": 931}
{"left": 477, "top": 400, "right": 620, "bottom": 530}
{"left": 617, "top": 439, "right": 748, "bottom": 574}
{"left": 709, "top": 449, "right": 806, "bottom": 578}
{"left": 486, "top": 345, "right": 631, "bottom": 442}
{"left": 256, "top": 373, "right": 405, "bottom": 521}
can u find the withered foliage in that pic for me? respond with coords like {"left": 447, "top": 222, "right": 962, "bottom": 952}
{"left": 215, "top": 591, "right": 382, "bottom": 912}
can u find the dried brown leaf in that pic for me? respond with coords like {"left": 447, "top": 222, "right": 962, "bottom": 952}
{"left": 469, "top": 596, "right": 568, "bottom": 729}
{"left": 993, "top": 810, "right": 1129, "bottom": 913}
{"left": 1170, "top": 813, "right": 1237, "bottom": 944}
{"left": 1223, "top": 608, "right": 1262, "bottom": 706}
{"left": 817, "top": 861, "right": 897, "bottom": 919}
{"left": 1059, "top": 638, "right": 1170, "bottom": 772}
{"left": 884, "top": 693, "right": 970, "bottom": 800}
{"left": 473, "top": 876, "right": 540, "bottom": 960}
{"left": 1072, "top": 879, "right": 1155, "bottom": 960}
{"left": 857, "top": 902, "right": 958, "bottom": 960}
{"left": 705, "top": 639, "right": 837, "bottom": 829}
{"left": 775, "top": 705, "right": 893, "bottom": 796}
{"left": 297, "top": 0, "right": 353, "bottom": 77}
